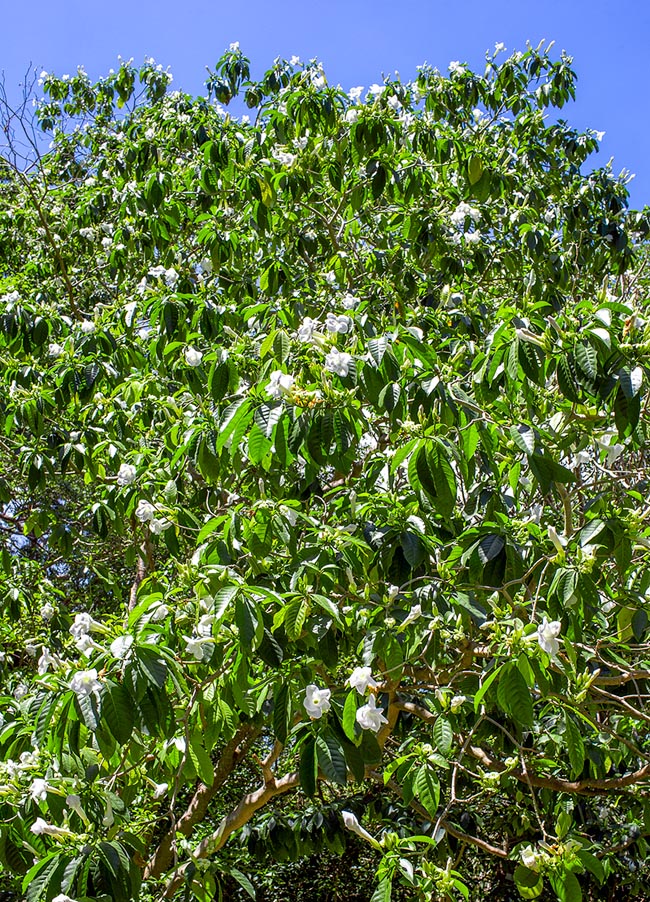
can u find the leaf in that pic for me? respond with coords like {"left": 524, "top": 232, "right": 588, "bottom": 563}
{"left": 574, "top": 342, "right": 597, "bottom": 383}
{"left": 550, "top": 870, "right": 582, "bottom": 902}
{"left": 230, "top": 868, "right": 256, "bottom": 899}
{"left": 101, "top": 681, "right": 135, "bottom": 745}
{"left": 510, "top": 424, "right": 535, "bottom": 455}
{"left": 414, "top": 765, "right": 440, "bottom": 816}
{"left": 474, "top": 664, "right": 502, "bottom": 712}
{"left": 299, "top": 738, "right": 318, "bottom": 796}
{"left": 273, "top": 682, "right": 291, "bottom": 743}
{"left": 284, "top": 597, "right": 309, "bottom": 641}
{"left": 497, "top": 664, "right": 533, "bottom": 727}
{"left": 235, "top": 596, "right": 261, "bottom": 649}
{"left": 316, "top": 732, "right": 348, "bottom": 785}
{"left": 433, "top": 716, "right": 453, "bottom": 757}
{"left": 468, "top": 154, "right": 483, "bottom": 185}
{"left": 370, "top": 878, "right": 392, "bottom": 902}
{"left": 564, "top": 711, "right": 585, "bottom": 778}
{"left": 342, "top": 690, "right": 359, "bottom": 743}
{"left": 400, "top": 531, "right": 425, "bottom": 568}
{"left": 416, "top": 441, "right": 457, "bottom": 517}
{"left": 189, "top": 734, "right": 215, "bottom": 786}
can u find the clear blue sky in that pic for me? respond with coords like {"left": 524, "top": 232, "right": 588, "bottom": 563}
{"left": 2, "top": 0, "right": 649, "bottom": 207}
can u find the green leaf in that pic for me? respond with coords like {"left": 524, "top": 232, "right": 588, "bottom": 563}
{"left": 414, "top": 765, "right": 440, "bottom": 816}
{"left": 316, "top": 732, "right": 348, "bottom": 784}
{"left": 284, "top": 597, "right": 309, "bottom": 641}
{"left": 230, "top": 867, "right": 256, "bottom": 899}
{"left": 433, "top": 716, "right": 453, "bottom": 757}
{"left": 497, "top": 663, "right": 533, "bottom": 727}
{"left": 370, "top": 878, "right": 392, "bottom": 902}
{"left": 575, "top": 342, "right": 597, "bottom": 383}
{"left": 273, "top": 682, "right": 291, "bottom": 743}
{"left": 189, "top": 734, "right": 215, "bottom": 786}
{"left": 550, "top": 870, "right": 582, "bottom": 902}
{"left": 101, "top": 681, "right": 135, "bottom": 745}
{"left": 468, "top": 155, "right": 483, "bottom": 185}
{"left": 474, "top": 664, "right": 503, "bottom": 712}
{"left": 299, "top": 738, "right": 318, "bottom": 796}
{"left": 342, "top": 690, "right": 359, "bottom": 743}
{"left": 564, "top": 711, "right": 585, "bottom": 777}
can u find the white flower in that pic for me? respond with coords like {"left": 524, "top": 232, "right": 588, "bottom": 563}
{"left": 297, "top": 317, "right": 319, "bottom": 342}
{"left": 149, "top": 517, "right": 169, "bottom": 535}
{"left": 450, "top": 694, "right": 466, "bottom": 713}
{"left": 48, "top": 343, "right": 64, "bottom": 357}
{"left": 66, "top": 794, "right": 89, "bottom": 823}
{"left": 52, "top": 894, "right": 78, "bottom": 902}
{"left": 345, "top": 109, "right": 359, "bottom": 124}
{"left": 272, "top": 149, "right": 297, "bottom": 166}
{"left": 117, "top": 463, "right": 136, "bottom": 486}
{"left": 303, "top": 684, "right": 331, "bottom": 719}
{"left": 324, "top": 271, "right": 337, "bottom": 285}
{"left": 135, "top": 500, "right": 155, "bottom": 522}
{"left": 341, "top": 293, "right": 360, "bottom": 310}
{"left": 229, "top": 41, "right": 240, "bottom": 52}
{"left": 448, "top": 61, "right": 466, "bottom": 75}
{"left": 14, "top": 684, "right": 28, "bottom": 700}
{"left": 164, "top": 267, "right": 179, "bottom": 288}
{"left": 401, "top": 604, "right": 422, "bottom": 628}
{"left": 324, "top": 348, "right": 352, "bottom": 377}
{"left": 348, "top": 86, "right": 364, "bottom": 101}
{"left": 494, "top": 42, "right": 506, "bottom": 54}
{"left": 37, "top": 648, "right": 57, "bottom": 675}
{"left": 151, "top": 604, "right": 169, "bottom": 622}
{"left": 70, "top": 669, "right": 102, "bottom": 698}
{"left": 197, "top": 614, "right": 216, "bottom": 637}
{"left": 326, "top": 313, "right": 353, "bottom": 334}
{"left": 341, "top": 811, "right": 381, "bottom": 847}
{"left": 184, "top": 346, "right": 203, "bottom": 367}
{"left": 356, "top": 695, "right": 388, "bottom": 732}
{"left": 520, "top": 844, "right": 541, "bottom": 871}
{"left": 450, "top": 202, "right": 479, "bottom": 227}
{"left": 110, "top": 635, "right": 134, "bottom": 659}
{"left": 465, "top": 231, "right": 481, "bottom": 245}
{"left": 80, "top": 319, "right": 95, "bottom": 334}
{"left": 266, "top": 370, "right": 295, "bottom": 399}
{"left": 75, "top": 634, "right": 97, "bottom": 657}
{"left": 30, "top": 778, "right": 50, "bottom": 801}
{"left": 368, "top": 83, "right": 385, "bottom": 98}
{"left": 347, "top": 666, "right": 378, "bottom": 696}
{"left": 40, "top": 602, "right": 56, "bottom": 621}
{"left": 290, "top": 55, "right": 301, "bottom": 66}
{"left": 183, "top": 636, "right": 213, "bottom": 661}
{"left": 537, "top": 617, "right": 561, "bottom": 658}
{"left": 30, "top": 817, "right": 73, "bottom": 837}
{"left": 69, "top": 612, "right": 94, "bottom": 639}
{"left": 152, "top": 781, "right": 168, "bottom": 799}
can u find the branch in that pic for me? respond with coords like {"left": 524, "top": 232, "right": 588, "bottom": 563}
{"left": 145, "top": 723, "right": 260, "bottom": 879}
{"left": 161, "top": 770, "right": 301, "bottom": 898}
{"left": 395, "top": 700, "right": 650, "bottom": 795}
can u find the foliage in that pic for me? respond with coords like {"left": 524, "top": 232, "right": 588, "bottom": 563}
{"left": 1, "top": 39, "right": 650, "bottom": 902}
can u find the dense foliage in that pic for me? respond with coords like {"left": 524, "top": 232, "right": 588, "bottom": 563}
{"left": 1, "top": 40, "right": 650, "bottom": 902}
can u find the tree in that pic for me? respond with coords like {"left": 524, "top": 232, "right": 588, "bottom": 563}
{"left": 1, "top": 39, "right": 650, "bottom": 902}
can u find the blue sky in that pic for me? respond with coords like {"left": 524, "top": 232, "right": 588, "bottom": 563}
{"left": 2, "top": 0, "right": 649, "bottom": 207}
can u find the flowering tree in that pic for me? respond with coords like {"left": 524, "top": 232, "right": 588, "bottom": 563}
{"left": 1, "top": 41, "right": 650, "bottom": 902}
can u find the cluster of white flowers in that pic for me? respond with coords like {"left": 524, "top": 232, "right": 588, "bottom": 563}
{"left": 448, "top": 61, "right": 466, "bottom": 76}
{"left": 345, "top": 666, "right": 388, "bottom": 732}
{"left": 69, "top": 612, "right": 98, "bottom": 657}
{"left": 326, "top": 313, "right": 353, "bottom": 334}
{"left": 48, "top": 343, "right": 64, "bottom": 358}
{"left": 266, "top": 370, "right": 295, "bottom": 399}
{"left": 324, "top": 348, "right": 352, "bottom": 377}
{"left": 272, "top": 148, "right": 297, "bottom": 167}
{"left": 450, "top": 202, "right": 480, "bottom": 228}
{"left": 135, "top": 499, "right": 155, "bottom": 521}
